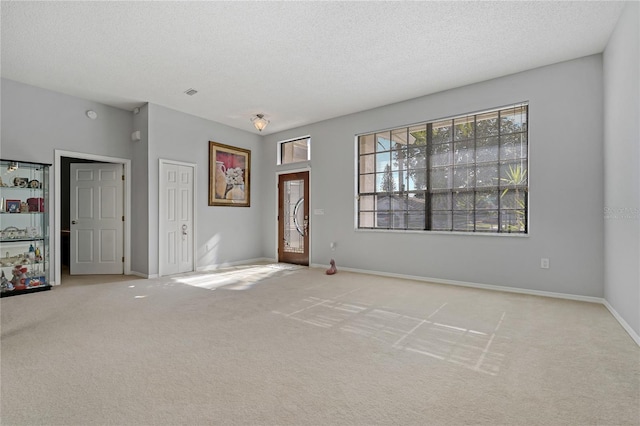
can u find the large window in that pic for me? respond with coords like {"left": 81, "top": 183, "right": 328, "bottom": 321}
{"left": 357, "top": 103, "right": 528, "bottom": 233}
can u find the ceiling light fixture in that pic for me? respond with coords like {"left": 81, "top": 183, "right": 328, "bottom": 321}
{"left": 251, "top": 114, "right": 269, "bottom": 132}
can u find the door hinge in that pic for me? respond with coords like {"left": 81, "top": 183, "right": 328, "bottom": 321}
{"left": 122, "top": 175, "right": 125, "bottom": 181}
{"left": 122, "top": 216, "right": 125, "bottom": 221}
{"left": 122, "top": 256, "right": 125, "bottom": 262}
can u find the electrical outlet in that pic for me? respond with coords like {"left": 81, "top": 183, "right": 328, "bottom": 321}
{"left": 540, "top": 258, "right": 550, "bottom": 269}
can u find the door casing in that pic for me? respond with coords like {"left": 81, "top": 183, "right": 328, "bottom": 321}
{"left": 54, "top": 150, "right": 131, "bottom": 285}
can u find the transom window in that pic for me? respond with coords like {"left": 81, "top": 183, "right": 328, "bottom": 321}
{"left": 278, "top": 136, "right": 310, "bottom": 165}
{"left": 357, "top": 103, "right": 528, "bottom": 233}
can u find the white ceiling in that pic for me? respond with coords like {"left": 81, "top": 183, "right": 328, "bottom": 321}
{"left": 1, "top": 1, "right": 625, "bottom": 135}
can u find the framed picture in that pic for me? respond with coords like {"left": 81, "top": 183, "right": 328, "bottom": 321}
{"left": 6, "top": 199, "right": 21, "bottom": 213}
{"left": 209, "top": 141, "right": 251, "bottom": 207}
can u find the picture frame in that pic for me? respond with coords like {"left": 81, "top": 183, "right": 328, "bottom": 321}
{"left": 5, "top": 199, "right": 21, "bottom": 213}
{"left": 209, "top": 141, "right": 251, "bottom": 207}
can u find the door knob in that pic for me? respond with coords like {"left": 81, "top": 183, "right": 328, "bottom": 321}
{"left": 72, "top": 220, "right": 77, "bottom": 225}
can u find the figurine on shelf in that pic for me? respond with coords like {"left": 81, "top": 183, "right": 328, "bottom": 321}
{"left": 0, "top": 271, "right": 13, "bottom": 292}
{"left": 13, "top": 177, "right": 28, "bottom": 188}
{"left": 11, "top": 265, "right": 28, "bottom": 290}
{"left": 35, "top": 247, "right": 42, "bottom": 262}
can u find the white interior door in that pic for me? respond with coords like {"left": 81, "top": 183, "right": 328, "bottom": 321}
{"left": 159, "top": 161, "right": 194, "bottom": 276}
{"left": 70, "top": 163, "right": 124, "bottom": 275}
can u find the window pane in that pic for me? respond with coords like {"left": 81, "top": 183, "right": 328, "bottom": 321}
{"left": 391, "top": 194, "right": 407, "bottom": 212}
{"left": 453, "top": 192, "right": 474, "bottom": 211}
{"left": 431, "top": 212, "right": 452, "bottom": 230}
{"left": 359, "top": 195, "right": 375, "bottom": 211}
{"left": 476, "top": 137, "right": 499, "bottom": 162}
{"left": 476, "top": 137, "right": 499, "bottom": 163}
{"left": 454, "top": 166, "right": 474, "bottom": 188}
{"left": 453, "top": 211, "right": 474, "bottom": 231}
{"left": 359, "top": 154, "right": 375, "bottom": 174}
{"left": 359, "top": 211, "right": 374, "bottom": 228}
{"left": 500, "top": 189, "right": 526, "bottom": 209}
{"left": 392, "top": 128, "right": 408, "bottom": 147}
{"left": 432, "top": 120, "right": 452, "bottom": 144}
{"left": 500, "top": 106, "right": 527, "bottom": 134}
{"left": 408, "top": 125, "right": 427, "bottom": 145}
{"left": 454, "top": 116, "right": 474, "bottom": 141}
{"left": 408, "top": 169, "right": 427, "bottom": 190}
{"left": 359, "top": 134, "right": 375, "bottom": 154}
{"left": 359, "top": 174, "right": 375, "bottom": 193}
{"left": 475, "top": 210, "right": 499, "bottom": 232}
{"left": 392, "top": 147, "right": 408, "bottom": 171}
{"left": 376, "top": 152, "right": 391, "bottom": 173}
{"left": 432, "top": 192, "right": 452, "bottom": 210}
{"left": 476, "top": 191, "right": 499, "bottom": 209}
{"left": 388, "top": 195, "right": 407, "bottom": 230}
{"left": 429, "top": 143, "right": 452, "bottom": 167}
{"left": 454, "top": 141, "right": 475, "bottom": 165}
{"left": 376, "top": 195, "right": 405, "bottom": 229}
{"left": 398, "top": 172, "right": 410, "bottom": 192}
{"left": 376, "top": 132, "right": 391, "bottom": 151}
{"left": 407, "top": 212, "right": 426, "bottom": 230}
{"left": 280, "top": 138, "right": 309, "bottom": 164}
{"left": 500, "top": 210, "right": 526, "bottom": 233}
{"left": 476, "top": 164, "right": 498, "bottom": 188}
{"left": 389, "top": 213, "right": 407, "bottom": 229}
{"left": 500, "top": 162, "right": 528, "bottom": 186}
{"left": 376, "top": 171, "right": 399, "bottom": 192}
{"left": 408, "top": 192, "right": 426, "bottom": 210}
{"left": 476, "top": 111, "right": 499, "bottom": 137}
{"left": 376, "top": 212, "right": 388, "bottom": 228}
{"left": 407, "top": 145, "right": 427, "bottom": 170}
{"left": 430, "top": 167, "right": 452, "bottom": 190}
{"left": 500, "top": 133, "right": 527, "bottom": 160}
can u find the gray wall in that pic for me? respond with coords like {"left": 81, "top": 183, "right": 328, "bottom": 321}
{"left": 146, "top": 103, "right": 264, "bottom": 277}
{"left": 603, "top": 1, "right": 640, "bottom": 336}
{"left": 1, "top": 78, "right": 133, "bottom": 163}
{"left": 131, "top": 104, "right": 150, "bottom": 275}
{"left": 1, "top": 78, "right": 134, "bottom": 282}
{"left": 261, "top": 55, "right": 605, "bottom": 298}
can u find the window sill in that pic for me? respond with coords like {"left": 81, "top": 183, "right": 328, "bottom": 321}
{"left": 354, "top": 228, "right": 529, "bottom": 237}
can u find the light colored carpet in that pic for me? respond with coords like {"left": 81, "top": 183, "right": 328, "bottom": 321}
{"left": 1, "top": 264, "right": 639, "bottom": 425}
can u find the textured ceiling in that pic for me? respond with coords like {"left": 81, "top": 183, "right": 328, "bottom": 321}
{"left": 1, "top": 1, "right": 625, "bottom": 135}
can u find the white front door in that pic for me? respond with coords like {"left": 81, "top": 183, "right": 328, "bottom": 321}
{"left": 70, "top": 163, "right": 124, "bottom": 275}
{"left": 159, "top": 161, "right": 195, "bottom": 276}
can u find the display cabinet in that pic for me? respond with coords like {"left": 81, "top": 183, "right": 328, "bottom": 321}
{"left": 0, "top": 159, "right": 51, "bottom": 297}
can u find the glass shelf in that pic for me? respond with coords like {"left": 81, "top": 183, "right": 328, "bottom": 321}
{"left": 1, "top": 237, "right": 45, "bottom": 243}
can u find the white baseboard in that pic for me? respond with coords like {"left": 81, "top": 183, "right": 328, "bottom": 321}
{"left": 602, "top": 300, "right": 640, "bottom": 346}
{"left": 312, "top": 264, "right": 603, "bottom": 303}
{"left": 196, "top": 257, "right": 274, "bottom": 272}
{"left": 129, "top": 271, "right": 158, "bottom": 279}
{"left": 312, "top": 263, "right": 640, "bottom": 347}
